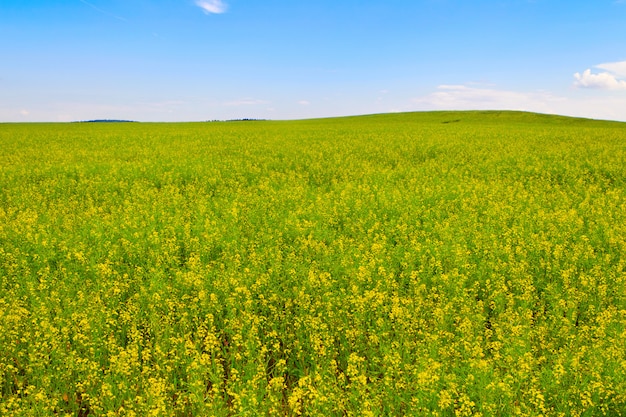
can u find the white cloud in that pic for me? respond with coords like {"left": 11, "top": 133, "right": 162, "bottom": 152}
{"left": 573, "top": 61, "right": 626, "bottom": 90}
{"left": 298, "top": 100, "right": 310, "bottom": 105}
{"left": 573, "top": 69, "right": 626, "bottom": 90}
{"left": 595, "top": 61, "right": 626, "bottom": 78}
{"left": 20, "top": 109, "right": 30, "bottom": 116}
{"left": 195, "top": 0, "right": 227, "bottom": 14}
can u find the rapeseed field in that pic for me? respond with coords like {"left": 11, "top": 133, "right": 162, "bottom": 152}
{"left": 1, "top": 111, "right": 625, "bottom": 416}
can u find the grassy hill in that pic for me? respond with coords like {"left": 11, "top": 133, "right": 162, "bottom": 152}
{"left": 1, "top": 111, "right": 625, "bottom": 416}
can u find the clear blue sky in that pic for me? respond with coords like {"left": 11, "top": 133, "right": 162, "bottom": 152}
{"left": 2, "top": 0, "right": 626, "bottom": 122}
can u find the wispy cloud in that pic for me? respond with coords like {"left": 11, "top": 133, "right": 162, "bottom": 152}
{"left": 297, "top": 100, "right": 310, "bottom": 106}
{"left": 410, "top": 83, "right": 626, "bottom": 122}
{"left": 574, "top": 61, "right": 626, "bottom": 90}
{"left": 412, "top": 84, "right": 564, "bottom": 112}
{"left": 195, "top": 0, "right": 228, "bottom": 14}
{"left": 595, "top": 61, "right": 626, "bottom": 78}
{"left": 78, "top": 0, "right": 127, "bottom": 21}
{"left": 224, "top": 98, "right": 269, "bottom": 106}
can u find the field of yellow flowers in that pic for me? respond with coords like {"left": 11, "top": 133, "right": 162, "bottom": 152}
{"left": 1, "top": 111, "right": 625, "bottom": 416}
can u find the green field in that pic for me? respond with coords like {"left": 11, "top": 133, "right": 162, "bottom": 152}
{"left": 1, "top": 111, "right": 625, "bottom": 416}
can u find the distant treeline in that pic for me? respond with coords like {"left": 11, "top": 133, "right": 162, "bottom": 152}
{"left": 219, "top": 118, "right": 268, "bottom": 122}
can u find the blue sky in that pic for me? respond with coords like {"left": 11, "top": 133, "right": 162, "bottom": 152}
{"left": 2, "top": 0, "right": 626, "bottom": 122}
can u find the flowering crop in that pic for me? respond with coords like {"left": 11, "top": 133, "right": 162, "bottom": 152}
{"left": 1, "top": 111, "right": 625, "bottom": 416}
